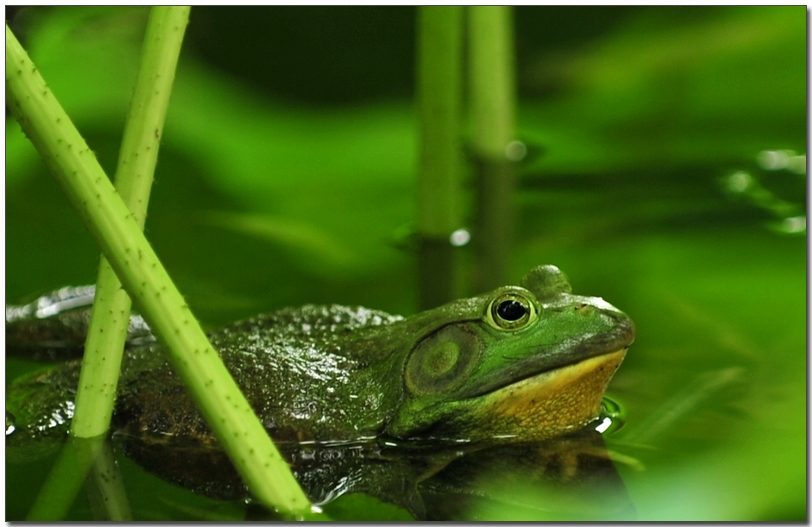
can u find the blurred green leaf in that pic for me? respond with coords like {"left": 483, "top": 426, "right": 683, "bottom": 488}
{"left": 520, "top": 6, "right": 804, "bottom": 174}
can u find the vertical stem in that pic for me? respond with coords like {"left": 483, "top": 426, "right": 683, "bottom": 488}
{"left": 57, "top": 7, "right": 189, "bottom": 519}
{"left": 26, "top": 438, "right": 86, "bottom": 521}
{"left": 416, "top": 6, "right": 465, "bottom": 309}
{"left": 26, "top": 437, "right": 132, "bottom": 521}
{"left": 468, "top": 6, "right": 517, "bottom": 292}
{"left": 81, "top": 437, "right": 132, "bottom": 520}
{"left": 73, "top": 5, "right": 189, "bottom": 440}
{"left": 30, "top": 7, "right": 189, "bottom": 519}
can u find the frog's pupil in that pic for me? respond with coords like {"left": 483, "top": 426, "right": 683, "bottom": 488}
{"left": 497, "top": 300, "right": 526, "bottom": 321}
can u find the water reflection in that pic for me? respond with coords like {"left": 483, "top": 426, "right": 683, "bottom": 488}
{"left": 311, "top": 422, "right": 633, "bottom": 520}
{"left": 416, "top": 428, "right": 634, "bottom": 520}
{"left": 119, "top": 416, "right": 633, "bottom": 520}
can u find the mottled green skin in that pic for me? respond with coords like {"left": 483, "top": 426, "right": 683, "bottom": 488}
{"left": 6, "top": 265, "right": 634, "bottom": 499}
{"left": 114, "top": 304, "right": 407, "bottom": 445}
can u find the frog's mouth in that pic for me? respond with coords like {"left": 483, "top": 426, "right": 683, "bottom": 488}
{"left": 469, "top": 347, "right": 628, "bottom": 440}
{"left": 427, "top": 347, "right": 629, "bottom": 443}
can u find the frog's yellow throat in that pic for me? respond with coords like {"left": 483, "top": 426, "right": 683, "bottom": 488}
{"left": 473, "top": 349, "right": 627, "bottom": 441}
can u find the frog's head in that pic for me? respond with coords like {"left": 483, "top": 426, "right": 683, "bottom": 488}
{"left": 386, "top": 265, "right": 634, "bottom": 442}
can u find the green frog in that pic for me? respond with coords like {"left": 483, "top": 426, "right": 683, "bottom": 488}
{"left": 6, "top": 265, "right": 634, "bottom": 502}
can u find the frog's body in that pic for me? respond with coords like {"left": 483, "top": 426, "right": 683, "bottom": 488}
{"left": 6, "top": 265, "right": 634, "bottom": 500}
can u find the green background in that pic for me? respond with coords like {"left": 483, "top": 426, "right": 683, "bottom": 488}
{"left": 6, "top": 6, "right": 806, "bottom": 520}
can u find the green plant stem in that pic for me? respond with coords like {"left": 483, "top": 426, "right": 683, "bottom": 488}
{"left": 416, "top": 5, "right": 464, "bottom": 308}
{"left": 81, "top": 436, "right": 133, "bottom": 520}
{"left": 26, "top": 438, "right": 86, "bottom": 520}
{"left": 6, "top": 23, "right": 311, "bottom": 515}
{"left": 27, "top": 435, "right": 132, "bottom": 521}
{"left": 33, "top": 8, "right": 186, "bottom": 518}
{"left": 73, "top": 5, "right": 189, "bottom": 440}
{"left": 469, "top": 6, "right": 515, "bottom": 158}
{"left": 468, "top": 6, "right": 517, "bottom": 292}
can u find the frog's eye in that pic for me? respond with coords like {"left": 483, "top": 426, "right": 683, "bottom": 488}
{"left": 485, "top": 289, "right": 538, "bottom": 331}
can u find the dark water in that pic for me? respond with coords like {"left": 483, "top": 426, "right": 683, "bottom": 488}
{"left": 6, "top": 398, "right": 632, "bottom": 521}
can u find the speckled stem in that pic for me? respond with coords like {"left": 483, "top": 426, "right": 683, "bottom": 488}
{"left": 5, "top": 22, "right": 311, "bottom": 515}
{"left": 81, "top": 436, "right": 132, "bottom": 520}
{"left": 73, "top": 5, "right": 188, "bottom": 441}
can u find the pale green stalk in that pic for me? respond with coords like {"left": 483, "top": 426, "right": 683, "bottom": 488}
{"left": 74, "top": 5, "right": 189, "bottom": 440}
{"left": 416, "top": 6, "right": 464, "bottom": 308}
{"left": 468, "top": 6, "right": 517, "bottom": 292}
{"left": 468, "top": 6, "right": 515, "bottom": 158}
{"left": 26, "top": 436, "right": 86, "bottom": 521}
{"left": 81, "top": 436, "right": 133, "bottom": 520}
{"left": 27, "top": 436, "right": 132, "bottom": 521}
{"left": 6, "top": 23, "right": 311, "bottom": 515}
{"left": 53, "top": 7, "right": 187, "bottom": 520}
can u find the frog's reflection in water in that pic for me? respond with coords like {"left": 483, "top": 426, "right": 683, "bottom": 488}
{"left": 293, "top": 426, "right": 633, "bottom": 520}
{"left": 123, "top": 420, "right": 634, "bottom": 521}
{"left": 413, "top": 427, "right": 635, "bottom": 520}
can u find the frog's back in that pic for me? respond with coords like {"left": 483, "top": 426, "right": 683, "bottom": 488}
{"left": 7, "top": 303, "right": 402, "bottom": 459}
{"left": 111, "top": 303, "right": 404, "bottom": 498}
{"left": 116, "top": 303, "right": 404, "bottom": 440}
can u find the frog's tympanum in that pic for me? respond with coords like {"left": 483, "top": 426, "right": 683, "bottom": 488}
{"left": 6, "top": 265, "right": 634, "bottom": 510}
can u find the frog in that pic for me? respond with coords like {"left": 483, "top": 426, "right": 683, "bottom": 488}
{"left": 6, "top": 265, "right": 634, "bottom": 503}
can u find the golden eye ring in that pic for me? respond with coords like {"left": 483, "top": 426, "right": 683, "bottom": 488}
{"left": 485, "top": 288, "right": 538, "bottom": 331}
